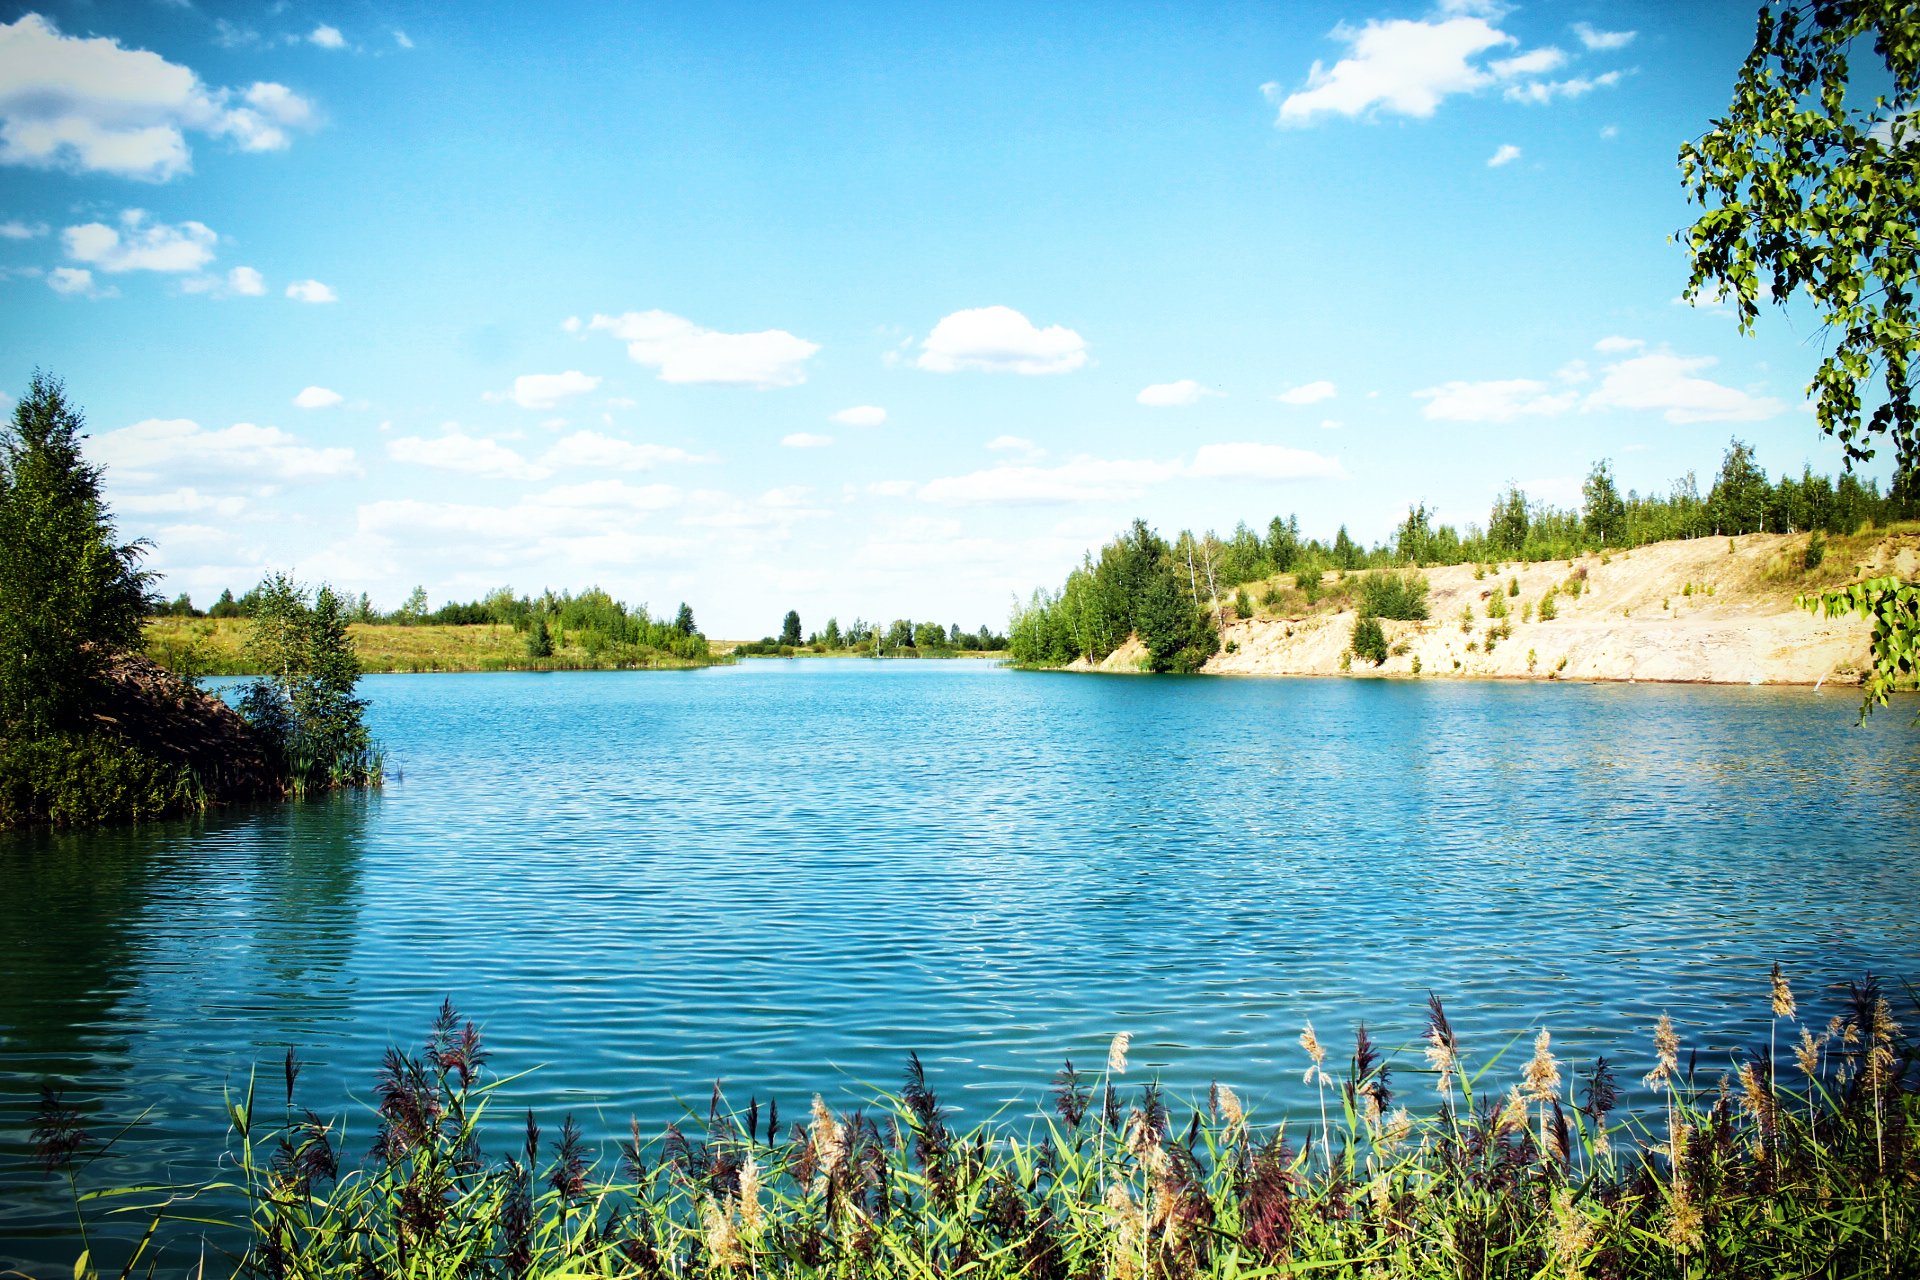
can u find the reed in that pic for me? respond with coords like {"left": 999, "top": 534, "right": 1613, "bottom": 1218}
{"left": 31, "top": 977, "right": 1918, "bottom": 1280}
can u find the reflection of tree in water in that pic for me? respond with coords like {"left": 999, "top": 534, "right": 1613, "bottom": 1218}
{"left": 0, "top": 795, "right": 370, "bottom": 1274}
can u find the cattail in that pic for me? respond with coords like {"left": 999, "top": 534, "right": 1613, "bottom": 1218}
{"left": 1108, "top": 1031, "right": 1131, "bottom": 1075}
{"left": 1382, "top": 1107, "right": 1412, "bottom": 1150}
{"left": 737, "top": 1152, "right": 764, "bottom": 1237}
{"left": 1299, "top": 1022, "right": 1325, "bottom": 1083}
{"left": 1424, "top": 995, "right": 1459, "bottom": 1096}
{"left": 1664, "top": 1181, "right": 1703, "bottom": 1256}
{"left": 1794, "top": 1025, "right": 1822, "bottom": 1080}
{"left": 809, "top": 1095, "right": 847, "bottom": 1188}
{"left": 1496, "top": 1086, "right": 1529, "bottom": 1137}
{"left": 702, "top": 1196, "right": 745, "bottom": 1272}
{"left": 1642, "top": 1014, "right": 1679, "bottom": 1091}
{"left": 1104, "top": 1181, "right": 1143, "bottom": 1280}
{"left": 1523, "top": 1029, "right": 1561, "bottom": 1102}
{"left": 1548, "top": 1186, "right": 1594, "bottom": 1280}
{"left": 1770, "top": 963, "right": 1795, "bottom": 1019}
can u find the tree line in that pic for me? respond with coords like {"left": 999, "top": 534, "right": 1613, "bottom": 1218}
{"left": 734, "top": 610, "right": 1006, "bottom": 657}
{"left": 160, "top": 582, "right": 712, "bottom": 665}
{"left": 1009, "top": 440, "right": 1917, "bottom": 670}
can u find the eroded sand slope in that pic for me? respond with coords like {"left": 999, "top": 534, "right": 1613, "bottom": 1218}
{"left": 1081, "top": 530, "right": 1918, "bottom": 685}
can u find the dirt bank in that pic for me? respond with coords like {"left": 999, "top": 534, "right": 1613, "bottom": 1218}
{"left": 1075, "top": 529, "right": 1918, "bottom": 685}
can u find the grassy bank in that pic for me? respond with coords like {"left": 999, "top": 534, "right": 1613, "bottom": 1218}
{"left": 716, "top": 641, "right": 1007, "bottom": 660}
{"left": 146, "top": 618, "right": 728, "bottom": 677}
{"left": 33, "top": 973, "right": 1916, "bottom": 1279}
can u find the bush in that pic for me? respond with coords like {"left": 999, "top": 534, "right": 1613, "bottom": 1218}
{"left": 1507, "top": 576, "right": 1520, "bottom": 597}
{"left": 1137, "top": 562, "right": 1218, "bottom": 672}
{"left": 1538, "top": 590, "right": 1558, "bottom": 622}
{"left": 1358, "top": 570, "right": 1430, "bottom": 621}
{"left": 0, "top": 730, "right": 203, "bottom": 827}
{"left": 1351, "top": 616, "right": 1388, "bottom": 665}
{"left": 1805, "top": 531, "right": 1828, "bottom": 570}
{"left": 237, "top": 574, "right": 378, "bottom": 791}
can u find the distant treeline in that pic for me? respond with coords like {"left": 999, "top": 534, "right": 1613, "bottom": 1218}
{"left": 159, "top": 584, "right": 711, "bottom": 664}
{"left": 1010, "top": 439, "right": 1918, "bottom": 670}
{"left": 735, "top": 610, "right": 1006, "bottom": 657}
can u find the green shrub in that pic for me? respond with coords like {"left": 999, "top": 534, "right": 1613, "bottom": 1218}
{"left": 1459, "top": 605, "right": 1475, "bottom": 634}
{"left": 1351, "top": 616, "right": 1388, "bottom": 665}
{"left": 0, "top": 730, "right": 203, "bottom": 827}
{"left": 1805, "top": 532, "right": 1828, "bottom": 570}
{"left": 1357, "top": 570, "right": 1430, "bottom": 621}
{"left": 1538, "top": 590, "right": 1558, "bottom": 622}
{"left": 1507, "top": 576, "right": 1520, "bottom": 597}
{"left": 1487, "top": 592, "right": 1508, "bottom": 620}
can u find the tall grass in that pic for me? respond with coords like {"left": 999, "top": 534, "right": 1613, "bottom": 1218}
{"left": 32, "top": 977, "right": 1917, "bottom": 1279}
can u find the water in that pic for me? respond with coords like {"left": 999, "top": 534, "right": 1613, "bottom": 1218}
{"left": 3, "top": 661, "right": 1918, "bottom": 1269}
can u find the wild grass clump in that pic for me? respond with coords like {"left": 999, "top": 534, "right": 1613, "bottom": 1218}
{"left": 32, "top": 976, "right": 1919, "bottom": 1280}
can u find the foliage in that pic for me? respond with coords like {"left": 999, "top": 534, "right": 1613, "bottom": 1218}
{"left": 0, "top": 729, "right": 203, "bottom": 827}
{"left": 1804, "top": 574, "right": 1920, "bottom": 720}
{"left": 1582, "top": 459, "right": 1627, "bottom": 547}
{"left": 1538, "top": 589, "right": 1559, "bottom": 622}
{"left": 1680, "top": 0, "right": 1919, "bottom": 474}
{"left": 781, "top": 610, "right": 803, "bottom": 647}
{"left": 40, "top": 978, "right": 1920, "bottom": 1279}
{"left": 0, "top": 372, "right": 153, "bottom": 734}
{"left": 1357, "top": 570, "right": 1430, "bottom": 621}
{"left": 1350, "top": 615, "right": 1388, "bottom": 666}
{"left": 1009, "top": 518, "right": 1218, "bottom": 670}
{"left": 237, "top": 574, "right": 379, "bottom": 790}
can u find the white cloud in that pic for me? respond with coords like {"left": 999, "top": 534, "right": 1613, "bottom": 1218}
{"left": 63, "top": 210, "right": 215, "bottom": 273}
{"left": 1136, "top": 379, "right": 1219, "bottom": 407}
{"left": 308, "top": 25, "right": 345, "bottom": 50}
{"left": 1276, "top": 379, "right": 1338, "bottom": 405}
{"left": 227, "top": 265, "right": 266, "bottom": 295}
{"left": 1188, "top": 442, "right": 1344, "bottom": 481}
{"left": 916, "top": 305, "right": 1088, "bottom": 375}
{"left": 1600, "top": 123, "right": 1618, "bottom": 139}
{"left": 917, "top": 442, "right": 1341, "bottom": 505}
{"left": 1268, "top": 12, "right": 1622, "bottom": 124}
{"left": 1582, "top": 351, "right": 1785, "bottom": 423}
{"left": 1593, "top": 335, "right": 1643, "bottom": 353}
{"left": 1490, "top": 47, "right": 1566, "bottom": 78}
{"left": 497, "top": 370, "right": 601, "bottom": 410}
{"left": 393, "top": 30, "right": 414, "bottom": 50}
{"left": 0, "top": 14, "right": 316, "bottom": 180}
{"left": 831, "top": 404, "right": 887, "bottom": 427}
{"left": 91, "top": 418, "right": 358, "bottom": 483}
{"left": 589, "top": 309, "right": 819, "bottom": 387}
{"left": 1269, "top": 15, "right": 1512, "bottom": 123}
{"left": 540, "top": 431, "right": 709, "bottom": 472}
{"left": 47, "top": 266, "right": 96, "bottom": 296}
{"left": 986, "top": 434, "right": 1045, "bottom": 460}
{"left": 561, "top": 315, "right": 583, "bottom": 334}
{"left": 388, "top": 427, "right": 548, "bottom": 481}
{"left": 111, "top": 487, "right": 248, "bottom": 518}
{"left": 920, "top": 457, "right": 1178, "bottom": 505}
{"left": 1504, "top": 71, "right": 1621, "bottom": 105}
{"left": 1573, "top": 22, "right": 1635, "bottom": 51}
{"left": 1487, "top": 143, "right": 1522, "bottom": 167}
{"left": 1415, "top": 378, "right": 1579, "bottom": 422}
{"left": 358, "top": 482, "right": 684, "bottom": 552}
{"left": 0, "top": 218, "right": 45, "bottom": 239}
{"left": 781, "top": 432, "right": 833, "bottom": 448}
{"left": 286, "top": 278, "right": 337, "bottom": 303}
{"left": 293, "top": 385, "right": 342, "bottom": 409}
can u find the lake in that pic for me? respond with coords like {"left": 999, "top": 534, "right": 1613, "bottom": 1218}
{"left": 3, "top": 661, "right": 1918, "bottom": 1270}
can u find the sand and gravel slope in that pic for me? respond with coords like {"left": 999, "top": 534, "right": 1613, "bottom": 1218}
{"left": 1078, "top": 529, "right": 1918, "bottom": 686}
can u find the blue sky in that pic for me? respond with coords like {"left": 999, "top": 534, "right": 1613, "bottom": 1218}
{"left": 0, "top": 0, "right": 1889, "bottom": 636}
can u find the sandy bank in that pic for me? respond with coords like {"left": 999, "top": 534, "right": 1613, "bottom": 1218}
{"left": 1073, "top": 529, "right": 1918, "bottom": 686}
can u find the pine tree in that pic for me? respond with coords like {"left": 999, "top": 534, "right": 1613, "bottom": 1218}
{"left": 0, "top": 372, "right": 151, "bottom": 734}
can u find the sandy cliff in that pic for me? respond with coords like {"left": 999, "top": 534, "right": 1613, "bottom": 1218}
{"left": 1076, "top": 529, "right": 1918, "bottom": 686}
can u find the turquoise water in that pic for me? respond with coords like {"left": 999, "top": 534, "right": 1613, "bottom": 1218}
{"left": 3, "top": 661, "right": 1919, "bottom": 1269}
